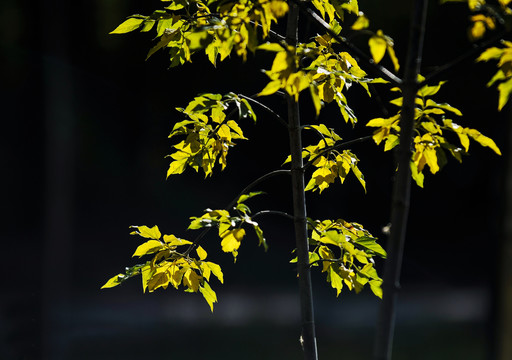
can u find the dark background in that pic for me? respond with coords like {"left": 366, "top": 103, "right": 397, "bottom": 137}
{"left": 2, "top": 0, "right": 510, "bottom": 359}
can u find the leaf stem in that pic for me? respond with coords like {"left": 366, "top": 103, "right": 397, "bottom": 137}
{"left": 240, "top": 94, "right": 288, "bottom": 127}
{"left": 252, "top": 210, "right": 294, "bottom": 221}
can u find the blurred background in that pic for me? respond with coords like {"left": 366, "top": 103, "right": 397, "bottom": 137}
{"left": 1, "top": 0, "right": 511, "bottom": 359}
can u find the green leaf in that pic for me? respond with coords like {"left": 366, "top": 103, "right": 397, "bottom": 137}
{"left": 369, "top": 279, "right": 383, "bottom": 298}
{"left": 354, "top": 236, "right": 387, "bottom": 258}
{"left": 110, "top": 18, "right": 145, "bottom": 34}
{"left": 237, "top": 191, "right": 264, "bottom": 204}
{"left": 329, "top": 266, "right": 343, "bottom": 296}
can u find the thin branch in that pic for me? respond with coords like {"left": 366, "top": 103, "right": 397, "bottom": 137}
{"left": 422, "top": 28, "right": 508, "bottom": 84}
{"left": 184, "top": 169, "right": 291, "bottom": 255}
{"left": 303, "top": 135, "right": 373, "bottom": 171}
{"left": 290, "top": 0, "right": 402, "bottom": 85}
{"left": 226, "top": 169, "right": 291, "bottom": 209}
{"left": 252, "top": 210, "right": 294, "bottom": 221}
{"left": 240, "top": 94, "right": 288, "bottom": 128}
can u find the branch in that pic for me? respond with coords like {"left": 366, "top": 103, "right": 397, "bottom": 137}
{"left": 240, "top": 94, "right": 288, "bottom": 128}
{"left": 422, "top": 28, "right": 508, "bottom": 84}
{"left": 252, "top": 210, "right": 294, "bottom": 221}
{"left": 226, "top": 169, "right": 291, "bottom": 209}
{"left": 291, "top": 0, "right": 402, "bottom": 85}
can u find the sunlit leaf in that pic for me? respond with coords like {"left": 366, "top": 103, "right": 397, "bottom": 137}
{"left": 101, "top": 274, "right": 124, "bottom": 289}
{"left": 368, "top": 32, "right": 387, "bottom": 64}
{"left": 221, "top": 228, "right": 246, "bottom": 253}
{"left": 133, "top": 240, "right": 165, "bottom": 257}
{"left": 196, "top": 246, "right": 208, "bottom": 260}
{"left": 130, "top": 225, "right": 162, "bottom": 240}
{"left": 199, "top": 281, "right": 217, "bottom": 312}
{"left": 110, "top": 18, "right": 145, "bottom": 34}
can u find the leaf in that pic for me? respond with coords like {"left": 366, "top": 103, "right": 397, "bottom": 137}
{"left": 237, "top": 191, "right": 264, "bottom": 204}
{"left": 466, "top": 129, "right": 502, "bottom": 155}
{"left": 354, "top": 236, "right": 387, "bottom": 258}
{"left": 351, "top": 14, "right": 369, "bottom": 30}
{"left": 205, "top": 261, "right": 224, "bottom": 283}
{"left": 257, "top": 42, "right": 285, "bottom": 52}
{"left": 476, "top": 47, "right": 504, "bottom": 62}
{"left": 146, "top": 29, "right": 178, "bottom": 60}
{"left": 368, "top": 32, "right": 387, "bottom": 64}
{"left": 221, "top": 228, "right": 246, "bottom": 253}
{"left": 199, "top": 281, "right": 218, "bottom": 312}
{"left": 163, "top": 235, "right": 192, "bottom": 246}
{"left": 369, "top": 279, "right": 383, "bottom": 298}
{"left": 183, "top": 268, "right": 200, "bottom": 292}
{"left": 497, "top": 77, "right": 512, "bottom": 111}
{"left": 329, "top": 266, "right": 343, "bottom": 296}
{"left": 133, "top": 240, "right": 165, "bottom": 257}
{"left": 110, "top": 18, "right": 145, "bottom": 34}
{"left": 258, "top": 80, "right": 282, "bottom": 96}
{"left": 130, "top": 225, "right": 162, "bottom": 239}
{"left": 196, "top": 246, "right": 208, "bottom": 260}
{"left": 101, "top": 274, "right": 123, "bottom": 289}
{"left": 410, "top": 161, "right": 424, "bottom": 188}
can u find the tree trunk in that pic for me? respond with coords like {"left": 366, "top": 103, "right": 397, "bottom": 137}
{"left": 374, "top": 1, "right": 428, "bottom": 359}
{"left": 286, "top": 3, "right": 318, "bottom": 360}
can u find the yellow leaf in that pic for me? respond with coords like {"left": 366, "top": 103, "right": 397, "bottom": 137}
{"left": 221, "top": 228, "right": 246, "bottom": 253}
{"left": 469, "top": 21, "right": 486, "bottom": 41}
{"left": 163, "top": 234, "right": 192, "bottom": 246}
{"left": 258, "top": 80, "right": 282, "bottom": 97}
{"left": 199, "top": 281, "right": 218, "bottom": 312}
{"left": 466, "top": 129, "right": 502, "bottom": 155}
{"left": 387, "top": 44, "right": 400, "bottom": 72}
{"left": 206, "top": 261, "right": 224, "bottom": 283}
{"left": 110, "top": 18, "right": 145, "bottom": 34}
{"left": 329, "top": 266, "right": 343, "bottom": 296}
{"left": 423, "top": 148, "right": 439, "bottom": 174}
{"left": 368, "top": 32, "right": 387, "bottom": 64}
{"left": 167, "top": 158, "right": 188, "bottom": 177}
{"left": 183, "top": 268, "right": 200, "bottom": 292}
{"left": 217, "top": 124, "right": 232, "bottom": 141}
{"left": 410, "top": 161, "right": 424, "bottom": 188}
{"left": 141, "top": 265, "right": 151, "bottom": 293}
{"left": 351, "top": 15, "right": 369, "bottom": 30}
{"left": 130, "top": 225, "right": 161, "bottom": 239}
{"left": 477, "top": 47, "right": 504, "bottom": 62}
{"left": 497, "top": 77, "right": 512, "bottom": 111}
{"left": 132, "top": 240, "right": 165, "bottom": 257}
{"left": 196, "top": 246, "right": 208, "bottom": 260}
{"left": 101, "top": 274, "right": 123, "bottom": 289}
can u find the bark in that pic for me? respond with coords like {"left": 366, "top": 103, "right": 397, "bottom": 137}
{"left": 286, "top": 3, "right": 318, "bottom": 360}
{"left": 373, "top": 1, "right": 428, "bottom": 359}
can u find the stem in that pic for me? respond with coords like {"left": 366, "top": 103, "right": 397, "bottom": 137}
{"left": 286, "top": 3, "right": 318, "bottom": 360}
{"left": 252, "top": 210, "right": 294, "bottom": 221}
{"left": 373, "top": 1, "right": 427, "bottom": 359}
{"left": 239, "top": 94, "right": 288, "bottom": 128}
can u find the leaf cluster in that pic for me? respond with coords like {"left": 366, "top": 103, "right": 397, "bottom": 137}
{"left": 366, "top": 77, "right": 501, "bottom": 187}
{"left": 292, "top": 218, "right": 386, "bottom": 298}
